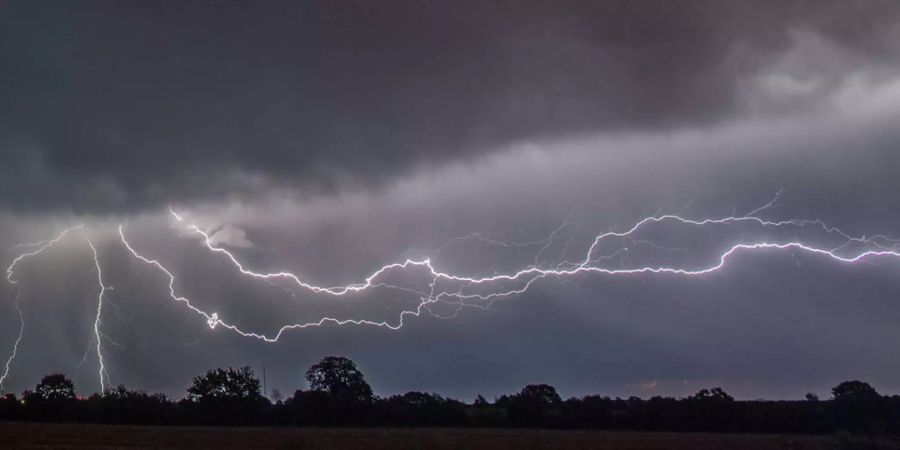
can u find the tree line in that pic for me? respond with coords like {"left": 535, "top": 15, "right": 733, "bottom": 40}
{"left": 1, "top": 356, "right": 898, "bottom": 434}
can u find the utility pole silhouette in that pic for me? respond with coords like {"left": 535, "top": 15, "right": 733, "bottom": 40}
{"left": 262, "top": 365, "right": 267, "bottom": 400}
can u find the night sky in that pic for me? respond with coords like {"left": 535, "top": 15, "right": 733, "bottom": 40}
{"left": 2, "top": 1, "right": 900, "bottom": 401}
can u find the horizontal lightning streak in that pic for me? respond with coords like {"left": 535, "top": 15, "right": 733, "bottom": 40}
{"left": 5, "top": 196, "right": 900, "bottom": 391}
{"left": 119, "top": 226, "right": 442, "bottom": 342}
{"left": 110, "top": 202, "right": 900, "bottom": 343}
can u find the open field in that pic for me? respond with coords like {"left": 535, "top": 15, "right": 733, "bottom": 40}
{"left": 0, "top": 422, "right": 865, "bottom": 450}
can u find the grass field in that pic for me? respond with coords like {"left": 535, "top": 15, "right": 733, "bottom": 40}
{"left": 0, "top": 422, "right": 862, "bottom": 450}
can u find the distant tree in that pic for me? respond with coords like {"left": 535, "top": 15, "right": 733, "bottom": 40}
{"left": 689, "top": 387, "right": 733, "bottom": 402}
{"left": 184, "top": 367, "right": 267, "bottom": 425}
{"left": 375, "top": 391, "right": 466, "bottom": 426}
{"left": 102, "top": 384, "right": 168, "bottom": 405}
{"left": 103, "top": 384, "right": 142, "bottom": 400}
{"left": 830, "top": 381, "right": 885, "bottom": 433}
{"left": 683, "top": 387, "right": 737, "bottom": 432}
{"left": 305, "top": 356, "right": 373, "bottom": 402}
{"left": 34, "top": 373, "right": 76, "bottom": 400}
{"left": 831, "top": 380, "right": 880, "bottom": 402}
{"left": 474, "top": 394, "right": 489, "bottom": 406}
{"left": 0, "top": 393, "right": 19, "bottom": 420}
{"left": 17, "top": 374, "right": 80, "bottom": 422}
{"left": 505, "top": 384, "right": 563, "bottom": 426}
{"left": 805, "top": 392, "right": 820, "bottom": 402}
{"left": 282, "top": 389, "right": 332, "bottom": 425}
{"left": 85, "top": 385, "right": 172, "bottom": 425}
{"left": 187, "top": 366, "right": 262, "bottom": 402}
{"left": 518, "top": 384, "right": 562, "bottom": 405}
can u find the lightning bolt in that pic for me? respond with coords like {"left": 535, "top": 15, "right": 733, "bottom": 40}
{"left": 6, "top": 226, "right": 84, "bottom": 285}
{"left": 111, "top": 195, "right": 900, "bottom": 344}
{"left": 0, "top": 291, "right": 24, "bottom": 392}
{"left": 5, "top": 193, "right": 900, "bottom": 393}
{"left": 119, "top": 225, "right": 438, "bottom": 340}
{"left": 86, "top": 238, "right": 109, "bottom": 393}
{"left": 1, "top": 225, "right": 83, "bottom": 392}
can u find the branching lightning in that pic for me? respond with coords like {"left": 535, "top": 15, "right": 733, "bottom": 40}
{"left": 4, "top": 193, "right": 900, "bottom": 392}
{"left": 0, "top": 226, "right": 114, "bottom": 393}
{"left": 2, "top": 226, "right": 84, "bottom": 391}
{"left": 86, "top": 238, "right": 109, "bottom": 393}
{"left": 6, "top": 226, "right": 84, "bottom": 285}
{"left": 116, "top": 195, "right": 900, "bottom": 343}
{"left": 0, "top": 290, "right": 24, "bottom": 392}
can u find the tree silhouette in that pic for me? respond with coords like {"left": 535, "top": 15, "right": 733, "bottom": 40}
{"left": 502, "top": 384, "right": 563, "bottom": 426}
{"left": 184, "top": 367, "right": 267, "bottom": 425}
{"left": 305, "top": 356, "right": 373, "bottom": 402}
{"left": 831, "top": 380, "right": 880, "bottom": 402}
{"left": 518, "top": 384, "right": 562, "bottom": 405}
{"left": 376, "top": 391, "right": 466, "bottom": 426}
{"left": 84, "top": 385, "right": 172, "bottom": 424}
{"left": 34, "top": 373, "right": 76, "bottom": 400}
{"left": 187, "top": 366, "right": 262, "bottom": 402}
{"left": 3, "top": 371, "right": 900, "bottom": 433}
{"left": 830, "top": 380, "right": 885, "bottom": 433}
{"left": 689, "top": 387, "right": 733, "bottom": 402}
{"left": 284, "top": 356, "right": 375, "bottom": 425}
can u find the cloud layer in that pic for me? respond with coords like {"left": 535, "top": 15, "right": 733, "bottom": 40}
{"left": 2, "top": 1, "right": 899, "bottom": 213}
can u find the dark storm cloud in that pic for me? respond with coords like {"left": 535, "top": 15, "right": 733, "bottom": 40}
{"left": 2, "top": 0, "right": 899, "bottom": 212}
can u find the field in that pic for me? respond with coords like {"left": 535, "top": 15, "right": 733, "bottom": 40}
{"left": 0, "top": 422, "right": 858, "bottom": 450}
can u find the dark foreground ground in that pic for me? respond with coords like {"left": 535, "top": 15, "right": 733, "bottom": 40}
{"left": 4, "top": 422, "right": 895, "bottom": 450}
